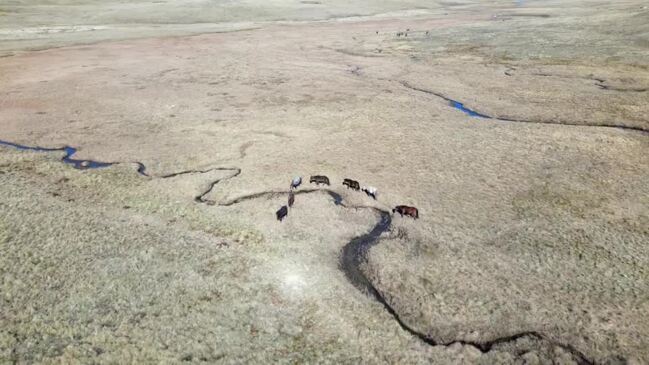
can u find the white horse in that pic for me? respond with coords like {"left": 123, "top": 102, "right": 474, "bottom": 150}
{"left": 361, "top": 186, "right": 377, "bottom": 199}
{"left": 290, "top": 176, "right": 302, "bottom": 189}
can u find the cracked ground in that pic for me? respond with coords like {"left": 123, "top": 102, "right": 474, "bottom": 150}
{"left": 1, "top": 0, "right": 648, "bottom": 363}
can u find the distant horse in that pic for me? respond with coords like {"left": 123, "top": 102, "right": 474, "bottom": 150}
{"left": 393, "top": 205, "right": 418, "bottom": 219}
{"left": 361, "top": 186, "right": 377, "bottom": 200}
{"left": 310, "top": 175, "right": 330, "bottom": 185}
{"left": 343, "top": 178, "right": 360, "bottom": 191}
{"left": 290, "top": 176, "right": 302, "bottom": 189}
{"left": 288, "top": 192, "right": 295, "bottom": 207}
{"left": 276, "top": 205, "right": 288, "bottom": 221}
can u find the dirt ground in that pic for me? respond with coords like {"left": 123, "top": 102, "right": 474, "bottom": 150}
{"left": 1, "top": 0, "right": 648, "bottom": 363}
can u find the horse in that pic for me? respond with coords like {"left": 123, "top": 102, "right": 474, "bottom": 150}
{"left": 393, "top": 205, "right": 418, "bottom": 219}
{"left": 361, "top": 186, "right": 377, "bottom": 200}
{"left": 276, "top": 205, "right": 288, "bottom": 221}
{"left": 309, "top": 175, "right": 330, "bottom": 185}
{"left": 290, "top": 176, "right": 302, "bottom": 189}
{"left": 343, "top": 178, "right": 360, "bottom": 191}
{"left": 288, "top": 192, "right": 295, "bottom": 207}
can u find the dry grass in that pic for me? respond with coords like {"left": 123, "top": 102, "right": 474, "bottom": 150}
{"left": 1, "top": 0, "right": 648, "bottom": 363}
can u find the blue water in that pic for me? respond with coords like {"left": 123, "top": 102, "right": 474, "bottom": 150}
{"left": 0, "top": 139, "right": 60, "bottom": 152}
{"left": 328, "top": 191, "right": 343, "bottom": 206}
{"left": 449, "top": 101, "right": 491, "bottom": 118}
{"left": 0, "top": 139, "right": 113, "bottom": 170}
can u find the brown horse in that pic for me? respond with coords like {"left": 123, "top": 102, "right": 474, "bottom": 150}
{"left": 393, "top": 205, "right": 418, "bottom": 219}
{"left": 309, "top": 175, "right": 330, "bottom": 185}
{"left": 343, "top": 178, "right": 360, "bottom": 191}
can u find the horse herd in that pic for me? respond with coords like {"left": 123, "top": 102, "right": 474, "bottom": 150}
{"left": 275, "top": 175, "right": 419, "bottom": 221}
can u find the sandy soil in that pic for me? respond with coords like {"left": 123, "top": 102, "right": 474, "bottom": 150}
{"left": 1, "top": 0, "right": 648, "bottom": 363}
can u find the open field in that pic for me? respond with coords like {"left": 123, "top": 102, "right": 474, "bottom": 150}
{"left": 1, "top": 0, "right": 648, "bottom": 363}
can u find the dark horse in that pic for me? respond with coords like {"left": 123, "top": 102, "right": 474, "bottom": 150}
{"left": 276, "top": 205, "right": 288, "bottom": 221}
{"left": 309, "top": 175, "right": 330, "bottom": 185}
{"left": 343, "top": 178, "right": 360, "bottom": 190}
{"left": 288, "top": 192, "right": 295, "bottom": 207}
{"left": 393, "top": 205, "right": 418, "bottom": 219}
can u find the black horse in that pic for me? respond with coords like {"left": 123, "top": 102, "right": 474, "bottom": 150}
{"left": 343, "top": 178, "right": 360, "bottom": 191}
{"left": 276, "top": 205, "right": 288, "bottom": 221}
{"left": 310, "top": 175, "right": 330, "bottom": 185}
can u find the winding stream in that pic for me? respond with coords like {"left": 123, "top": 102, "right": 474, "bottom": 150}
{"left": 401, "top": 81, "right": 648, "bottom": 134}
{"left": 0, "top": 140, "right": 151, "bottom": 175}
{"left": 450, "top": 100, "right": 491, "bottom": 118}
{"left": 214, "top": 188, "right": 343, "bottom": 207}
{"left": 0, "top": 140, "right": 113, "bottom": 170}
{"left": 201, "top": 186, "right": 595, "bottom": 364}
{"left": 336, "top": 202, "right": 592, "bottom": 364}
{"left": 0, "top": 139, "right": 596, "bottom": 363}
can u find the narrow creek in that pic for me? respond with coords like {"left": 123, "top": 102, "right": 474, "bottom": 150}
{"left": 400, "top": 80, "right": 648, "bottom": 134}
{"left": 0, "top": 138, "right": 595, "bottom": 364}
{"left": 0, "top": 140, "right": 113, "bottom": 170}
{"left": 215, "top": 187, "right": 594, "bottom": 364}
